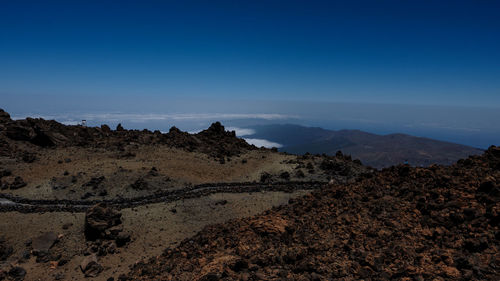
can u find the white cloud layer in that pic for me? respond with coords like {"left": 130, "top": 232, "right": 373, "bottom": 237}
{"left": 226, "top": 127, "right": 256, "bottom": 137}
{"left": 11, "top": 113, "right": 294, "bottom": 124}
{"left": 244, "top": 138, "right": 283, "bottom": 148}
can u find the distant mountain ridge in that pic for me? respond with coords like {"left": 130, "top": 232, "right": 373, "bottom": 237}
{"left": 245, "top": 124, "right": 484, "bottom": 168}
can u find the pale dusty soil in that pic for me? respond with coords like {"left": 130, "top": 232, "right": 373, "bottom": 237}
{"left": 1, "top": 145, "right": 315, "bottom": 200}
{"left": 0, "top": 190, "right": 310, "bottom": 281}
{"left": 0, "top": 145, "right": 326, "bottom": 280}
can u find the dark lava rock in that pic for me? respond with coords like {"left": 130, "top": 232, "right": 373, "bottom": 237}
{"left": 31, "top": 232, "right": 58, "bottom": 255}
{"left": 20, "top": 250, "right": 31, "bottom": 261}
{"left": 84, "top": 203, "right": 131, "bottom": 249}
{"left": 0, "top": 109, "right": 11, "bottom": 122}
{"left": 116, "top": 123, "right": 124, "bottom": 131}
{"left": 81, "top": 192, "right": 94, "bottom": 199}
{"left": 130, "top": 177, "right": 148, "bottom": 190}
{"left": 295, "top": 170, "right": 305, "bottom": 178}
{"left": 279, "top": 171, "right": 290, "bottom": 180}
{"left": 83, "top": 176, "right": 105, "bottom": 190}
{"left": 260, "top": 172, "right": 272, "bottom": 183}
{"left": 84, "top": 203, "right": 122, "bottom": 241}
{"left": 101, "top": 124, "right": 111, "bottom": 133}
{"left": 115, "top": 233, "right": 131, "bottom": 247}
{"left": 147, "top": 167, "right": 158, "bottom": 177}
{"left": 8, "top": 176, "right": 27, "bottom": 190}
{"left": 0, "top": 169, "right": 11, "bottom": 179}
{"left": 0, "top": 237, "right": 13, "bottom": 261}
{"left": 21, "top": 152, "right": 36, "bottom": 163}
{"left": 80, "top": 254, "right": 103, "bottom": 277}
{"left": 214, "top": 200, "right": 228, "bottom": 206}
{"left": 8, "top": 266, "right": 26, "bottom": 281}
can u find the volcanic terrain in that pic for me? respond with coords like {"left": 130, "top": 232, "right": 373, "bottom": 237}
{"left": 1, "top": 109, "right": 498, "bottom": 280}
{"left": 0, "top": 109, "right": 369, "bottom": 280}
{"left": 127, "top": 146, "right": 500, "bottom": 280}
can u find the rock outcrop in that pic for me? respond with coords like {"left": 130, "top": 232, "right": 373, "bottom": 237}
{"left": 0, "top": 109, "right": 257, "bottom": 159}
{"left": 84, "top": 203, "right": 131, "bottom": 256}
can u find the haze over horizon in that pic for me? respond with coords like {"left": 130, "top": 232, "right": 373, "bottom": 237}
{"left": 1, "top": 0, "right": 499, "bottom": 148}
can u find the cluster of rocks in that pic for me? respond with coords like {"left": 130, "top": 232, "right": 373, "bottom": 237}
{"left": 0, "top": 109, "right": 258, "bottom": 160}
{"left": 81, "top": 203, "right": 131, "bottom": 277}
{"left": 129, "top": 167, "right": 162, "bottom": 191}
{"left": 0, "top": 266, "right": 26, "bottom": 281}
{"left": 126, "top": 146, "right": 500, "bottom": 280}
{"left": 0, "top": 232, "right": 62, "bottom": 281}
{"left": 81, "top": 176, "right": 107, "bottom": 198}
{"left": 0, "top": 204, "right": 132, "bottom": 280}
{"left": 0, "top": 169, "right": 26, "bottom": 190}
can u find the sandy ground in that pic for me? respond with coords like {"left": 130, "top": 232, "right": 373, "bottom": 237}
{"left": 0, "top": 190, "right": 310, "bottom": 280}
{"left": 0, "top": 145, "right": 328, "bottom": 280}
{"left": 1, "top": 146, "right": 315, "bottom": 200}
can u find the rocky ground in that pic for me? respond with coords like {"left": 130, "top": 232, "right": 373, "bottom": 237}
{"left": 6, "top": 108, "right": 497, "bottom": 280}
{"left": 0, "top": 190, "right": 312, "bottom": 281}
{"left": 0, "top": 109, "right": 369, "bottom": 202}
{"left": 126, "top": 146, "right": 500, "bottom": 280}
{"left": 0, "top": 109, "right": 370, "bottom": 280}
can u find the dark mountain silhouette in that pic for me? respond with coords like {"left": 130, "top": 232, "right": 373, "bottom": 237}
{"left": 246, "top": 124, "right": 484, "bottom": 168}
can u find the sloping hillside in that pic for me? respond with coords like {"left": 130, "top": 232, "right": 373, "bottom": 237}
{"left": 247, "top": 124, "right": 484, "bottom": 168}
{"left": 127, "top": 146, "right": 500, "bottom": 280}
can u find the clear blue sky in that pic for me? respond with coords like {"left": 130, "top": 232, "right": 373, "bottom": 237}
{"left": 1, "top": 0, "right": 499, "bottom": 109}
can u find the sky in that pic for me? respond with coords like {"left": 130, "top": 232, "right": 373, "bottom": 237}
{"left": 1, "top": 0, "right": 499, "bottom": 147}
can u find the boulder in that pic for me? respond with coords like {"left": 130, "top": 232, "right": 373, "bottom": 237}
{"left": 250, "top": 215, "right": 288, "bottom": 236}
{"left": 100, "top": 124, "right": 111, "bottom": 133}
{"left": 130, "top": 177, "right": 148, "bottom": 190}
{"left": 9, "top": 176, "right": 27, "bottom": 190}
{"left": 0, "top": 169, "right": 11, "bottom": 179}
{"left": 5, "top": 124, "right": 35, "bottom": 142}
{"left": 32, "top": 232, "right": 58, "bottom": 255}
{"left": 82, "top": 176, "right": 105, "bottom": 190}
{"left": 84, "top": 203, "right": 124, "bottom": 241}
{"left": 260, "top": 172, "right": 272, "bottom": 183}
{"left": 8, "top": 266, "right": 26, "bottom": 281}
{"left": 80, "top": 254, "right": 103, "bottom": 277}
{"left": 115, "top": 232, "right": 131, "bottom": 247}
